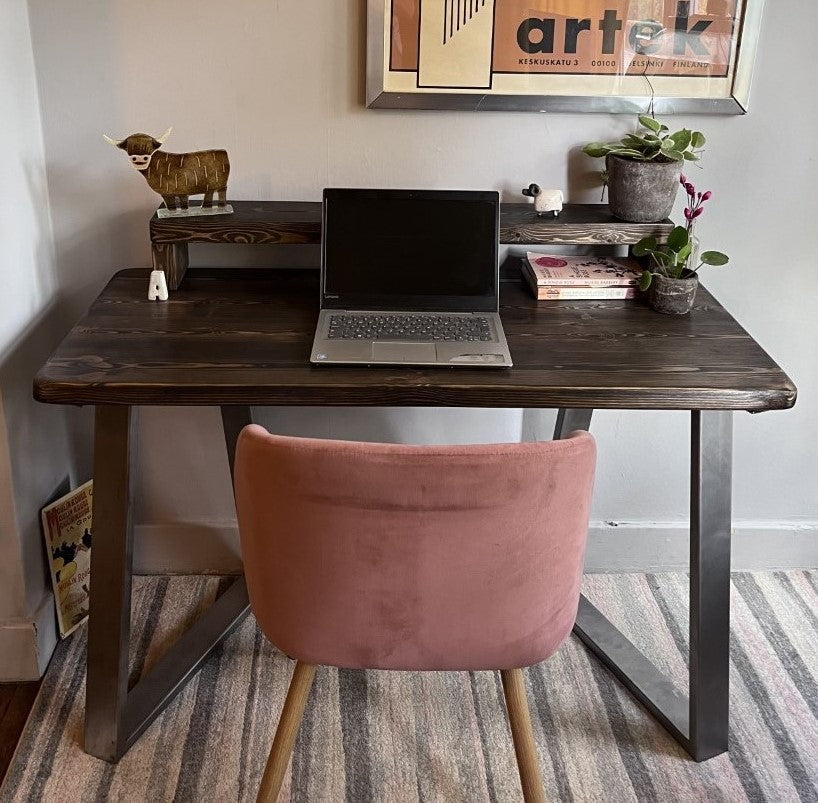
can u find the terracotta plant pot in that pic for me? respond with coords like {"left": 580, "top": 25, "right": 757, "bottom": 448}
{"left": 606, "top": 155, "right": 682, "bottom": 223}
{"left": 649, "top": 273, "right": 699, "bottom": 315}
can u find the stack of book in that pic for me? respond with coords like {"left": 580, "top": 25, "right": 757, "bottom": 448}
{"left": 522, "top": 252, "right": 642, "bottom": 300}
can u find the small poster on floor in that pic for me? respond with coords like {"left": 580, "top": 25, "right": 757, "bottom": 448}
{"left": 41, "top": 480, "right": 93, "bottom": 638}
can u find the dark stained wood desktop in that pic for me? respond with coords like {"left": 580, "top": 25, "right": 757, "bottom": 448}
{"left": 34, "top": 267, "right": 796, "bottom": 412}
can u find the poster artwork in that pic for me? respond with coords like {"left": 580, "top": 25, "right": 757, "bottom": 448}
{"left": 41, "top": 480, "right": 93, "bottom": 638}
{"left": 390, "top": 0, "right": 739, "bottom": 89}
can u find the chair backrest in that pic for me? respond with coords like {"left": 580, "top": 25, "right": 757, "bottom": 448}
{"left": 234, "top": 425, "right": 596, "bottom": 672}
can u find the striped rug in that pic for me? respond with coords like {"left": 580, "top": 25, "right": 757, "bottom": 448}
{"left": 2, "top": 572, "right": 817, "bottom": 802}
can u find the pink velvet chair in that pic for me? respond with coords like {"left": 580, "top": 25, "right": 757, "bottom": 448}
{"left": 234, "top": 425, "right": 596, "bottom": 803}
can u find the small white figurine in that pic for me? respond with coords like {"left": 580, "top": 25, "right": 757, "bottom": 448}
{"left": 522, "top": 184, "right": 564, "bottom": 217}
{"left": 148, "top": 270, "right": 169, "bottom": 301}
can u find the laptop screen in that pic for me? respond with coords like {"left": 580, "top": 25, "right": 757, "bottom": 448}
{"left": 321, "top": 189, "right": 499, "bottom": 312}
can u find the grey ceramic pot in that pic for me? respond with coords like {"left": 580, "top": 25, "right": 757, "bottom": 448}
{"left": 649, "top": 273, "right": 699, "bottom": 315}
{"left": 606, "top": 155, "right": 682, "bottom": 223}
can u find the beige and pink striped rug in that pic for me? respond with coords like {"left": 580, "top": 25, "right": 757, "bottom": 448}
{"left": 2, "top": 572, "right": 817, "bottom": 802}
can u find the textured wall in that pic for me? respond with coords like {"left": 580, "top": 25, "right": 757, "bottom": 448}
{"left": 0, "top": 0, "right": 64, "bottom": 678}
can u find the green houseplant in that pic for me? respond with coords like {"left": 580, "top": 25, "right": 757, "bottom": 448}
{"left": 582, "top": 115, "right": 706, "bottom": 223}
{"left": 633, "top": 177, "right": 729, "bottom": 314}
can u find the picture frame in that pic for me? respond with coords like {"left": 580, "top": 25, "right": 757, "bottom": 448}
{"left": 367, "top": 0, "right": 765, "bottom": 114}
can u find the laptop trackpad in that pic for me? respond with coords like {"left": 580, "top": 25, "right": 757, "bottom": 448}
{"left": 372, "top": 342, "right": 437, "bottom": 363}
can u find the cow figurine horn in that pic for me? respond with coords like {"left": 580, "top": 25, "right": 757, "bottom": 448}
{"left": 102, "top": 133, "right": 124, "bottom": 147}
{"left": 156, "top": 126, "right": 173, "bottom": 144}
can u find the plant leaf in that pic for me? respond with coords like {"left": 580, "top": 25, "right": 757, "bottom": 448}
{"left": 639, "top": 271, "right": 653, "bottom": 291}
{"left": 622, "top": 134, "right": 651, "bottom": 149}
{"left": 659, "top": 144, "right": 685, "bottom": 162}
{"left": 670, "top": 129, "right": 692, "bottom": 152}
{"left": 639, "top": 115, "right": 662, "bottom": 133}
{"left": 683, "top": 151, "right": 700, "bottom": 161}
{"left": 677, "top": 242, "right": 692, "bottom": 262}
{"left": 667, "top": 226, "right": 689, "bottom": 252}
{"left": 609, "top": 148, "right": 650, "bottom": 159}
{"left": 691, "top": 131, "right": 706, "bottom": 148}
{"left": 632, "top": 237, "right": 656, "bottom": 256}
{"left": 700, "top": 251, "right": 729, "bottom": 266}
{"left": 582, "top": 143, "right": 610, "bottom": 158}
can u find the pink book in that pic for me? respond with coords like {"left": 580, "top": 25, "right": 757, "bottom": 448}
{"left": 525, "top": 253, "right": 641, "bottom": 286}
{"left": 522, "top": 266, "right": 636, "bottom": 300}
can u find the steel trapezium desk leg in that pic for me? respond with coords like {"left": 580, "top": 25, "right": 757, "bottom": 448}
{"left": 84, "top": 405, "right": 252, "bottom": 762}
{"left": 554, "top": 408, "right": 733, "bottom": 762}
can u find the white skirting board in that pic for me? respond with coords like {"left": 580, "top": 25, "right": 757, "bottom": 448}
{"left": 583, "top": 521, "right": 818, "bottom": 573}
{"left": 132, "top": 521, "right": 818, "bottom": 575}
{"left": 0, "top": 593, "right": 58, "bottom": 681}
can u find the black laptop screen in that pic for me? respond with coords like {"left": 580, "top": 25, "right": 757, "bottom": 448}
{"left": 321, "top": 189, "right": 499, "bottom": 312}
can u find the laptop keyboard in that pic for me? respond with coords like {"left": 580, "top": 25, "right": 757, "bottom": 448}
{"left": 328, "top": 314, "right": 492, "bottom": 342}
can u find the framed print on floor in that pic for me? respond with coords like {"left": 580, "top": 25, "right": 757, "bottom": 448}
{"left": 367, "top": 0, "right": 765, "bottom": 114}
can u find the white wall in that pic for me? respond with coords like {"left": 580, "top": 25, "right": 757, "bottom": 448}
{"left": 20, "top": 0, "right": 818, "bottom": 577}
{"left": 0, "top": 0, "right": 67, "bottom": 679}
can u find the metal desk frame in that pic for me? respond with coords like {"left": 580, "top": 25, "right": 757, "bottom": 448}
{"left": 85, "top": 401, "right": 731, "bottom": 763}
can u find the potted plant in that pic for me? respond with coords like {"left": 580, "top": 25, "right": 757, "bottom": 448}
{"left": 582, "top": 115, "right": 706, "bottom": 223}
{"left": 633, "top": 177, "right": 729, "bottom": 314}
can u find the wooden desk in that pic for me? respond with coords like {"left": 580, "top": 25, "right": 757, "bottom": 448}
{"left": 34, "top": 266, "right": 795, "bottom": 765}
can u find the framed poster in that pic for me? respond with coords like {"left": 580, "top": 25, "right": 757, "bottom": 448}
{"left": 367, "top": 0, "right": 765, "bottom": 113}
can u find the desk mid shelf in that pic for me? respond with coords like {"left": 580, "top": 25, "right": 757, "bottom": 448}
{"left": 149, "top": 200, "right": 674, "bottom": 290}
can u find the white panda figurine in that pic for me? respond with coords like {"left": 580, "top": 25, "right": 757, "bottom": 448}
{"left": 522, "top": 184, "right": 564, "bottom": 217}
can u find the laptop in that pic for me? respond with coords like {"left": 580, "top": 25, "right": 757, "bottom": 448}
{"left": 310, "top": 188, "right": 512, "bottom": 367}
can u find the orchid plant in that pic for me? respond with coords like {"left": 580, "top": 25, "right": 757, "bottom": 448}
{"left": 682, "top": 176, "right": 711, "bottom": 226}
{"left": 633, "top": 175, "right": 730, "bottom": 291}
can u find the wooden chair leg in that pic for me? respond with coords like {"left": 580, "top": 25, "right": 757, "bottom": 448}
{"left": 256, "top": 661, "right": 317, "bottom": 803}
{"left": 501, "top": 668, "right": 546, "bottom": 803}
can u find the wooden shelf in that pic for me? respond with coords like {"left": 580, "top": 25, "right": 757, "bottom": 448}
{"left": 150, "top": 201, "right": 322, "bottom": 247}
{"left": 149, "top": 200, "right": 673, "bottom": 290}
{"left": 500, "top": 203, "right": 673, "bottom": 245}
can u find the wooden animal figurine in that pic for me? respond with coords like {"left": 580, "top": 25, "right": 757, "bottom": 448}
{"left": 103, "top": 127, "right": 232, "bottom": 216}
{"left": 522, "top": 184, "right": 564, "bottom": 217}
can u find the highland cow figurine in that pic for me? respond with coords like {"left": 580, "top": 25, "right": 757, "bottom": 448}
{"left": 103, "top": 127, "right": 232, "bottom": 218}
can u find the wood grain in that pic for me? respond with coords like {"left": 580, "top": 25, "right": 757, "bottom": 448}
{"left": 0, "top": 682, "right": 41, "bottom": 784}
{"left": 151, "top": 242, "right": 189, "bottom": 290}
{"left": 502, "top": 668, "right": 546, "bottom": 803}
{"left": 149, "top": 201, "right": 322, "bottom": 246}
{"left": 500, "top": 203, "right": 673, "bottom": 245}
{"left": 33, "top": 268, "right": 796, "bottom": 411}
{"left": 257, "top": 661, "right": 316, "bottom": 802}
{"left": 147, "top": 200, "right": 672, "bottom": 294}
{"left": 148, "top": 201, "right": 672, "bottom": 248}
